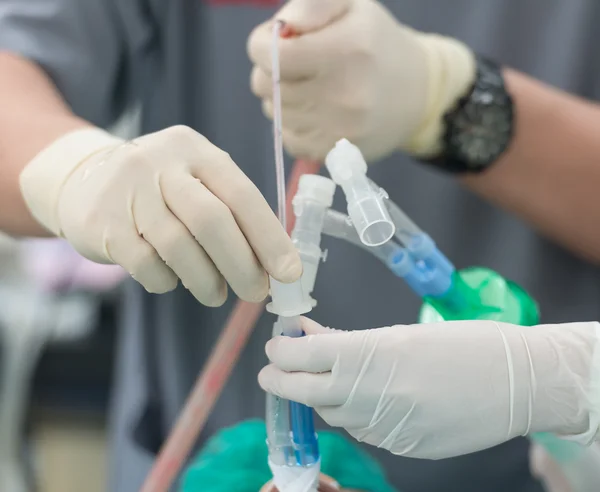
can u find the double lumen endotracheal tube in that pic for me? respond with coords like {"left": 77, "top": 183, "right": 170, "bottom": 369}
{"left": 264, "top": 177, "right": 335, "bottom": 489}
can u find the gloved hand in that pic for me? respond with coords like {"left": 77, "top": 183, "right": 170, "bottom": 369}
{"left": 259, "top": 317, "right": 600, "bottom": 459}
{"left": 19, "top": 126, "right": 302, "bottom": 306}
{"left": 247, "top": 0, "right": 475, "bottom": 161}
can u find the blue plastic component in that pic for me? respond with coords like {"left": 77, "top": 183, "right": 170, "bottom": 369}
{"left": 290, "top": 401, "right": 319, "bottom": 466}
{"left": 278, "top": 330, "right": 320, "bottom": 467}
{"left": 386, "top": 234, "right": 455, "bottom": 298}
{"left": 407, "top": 234, "right": 454, "bottom": 278}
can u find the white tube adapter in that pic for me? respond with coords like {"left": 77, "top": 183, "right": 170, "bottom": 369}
{"left": 325, "top": 139, "right": 395, "bottom": 247}
{"left": 292, "top": 175, "right": 336, "bottom": 306}
{"left": 266, "top": 278, "right": 312, "bottom": 318}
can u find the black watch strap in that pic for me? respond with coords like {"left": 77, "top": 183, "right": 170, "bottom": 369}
{"left": 420, "top": 55, "right": 514, "bottom": 174}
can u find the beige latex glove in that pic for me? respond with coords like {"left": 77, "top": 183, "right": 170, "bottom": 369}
{"left": 259, "top": 318, "right": 600, "bottom": 460}
{"left": 248, "top": 0, "right": 475, "bottom": 162}
{"left": 19, "top": 126, "right": 302, "bottom": 306}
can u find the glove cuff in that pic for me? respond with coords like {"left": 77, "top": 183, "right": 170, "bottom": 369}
{"left": 406, "top": 33, "right": 477, "bottom": 157}
{"left": 570, "top": 322, "right": 600, "bottom": 445}
{"left": 19, "top": 127, "right": 125, "bottom": 237}
{"left": 530, "top": 322, "right": 600, "bottom": 445}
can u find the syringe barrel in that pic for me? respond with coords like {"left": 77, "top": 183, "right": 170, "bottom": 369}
{"left": 292, "top": 175, "right": 335, "bottom": 298}
{"left": 325, "top": 139, "right": 395, "bottom": 247}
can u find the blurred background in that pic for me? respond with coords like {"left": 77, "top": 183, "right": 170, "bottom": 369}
{"left": 0, "top": 109, "right": 139, "bottom": 492}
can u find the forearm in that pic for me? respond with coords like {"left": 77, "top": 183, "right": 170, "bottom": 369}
{"left": 462, "top": 69, "right": 600, "bottom": 263}
{"left": 0, "top": 52, "right": 90, "bottom": 237}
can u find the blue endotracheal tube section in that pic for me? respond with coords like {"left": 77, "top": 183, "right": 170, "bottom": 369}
{"left": 289, "top": 332, "right": 319, "bottom": 466}
{"left": 265, "top": 315, "right": 320, "bottom": 469}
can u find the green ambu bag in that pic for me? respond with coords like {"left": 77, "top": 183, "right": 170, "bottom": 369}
{"left": 181, "top": 420, "right": 397, "bottom": 492}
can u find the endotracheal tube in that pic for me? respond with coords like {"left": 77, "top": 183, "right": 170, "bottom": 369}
{"left": 265, "top": 176, "right": 334, "bottom": 481}
{"left": 265, "top": 20, "right": 321, "bottom": 492}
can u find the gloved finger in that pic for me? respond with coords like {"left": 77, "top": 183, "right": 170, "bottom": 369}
{"left": 281, "top": 106, "right": 320, "bottom": 133}
{"left": 133, "top": 183, "right": 228, "bottom": 306}
{"left": 251, "top": 66, "right": 273, "bottom": 99}
{"left": 259, "top": 364, "right": 343, "bottom": 406}
{"left": 282, "top": 128, "right": 332, "bottom": 161}
{"left": 262, "top": 99, "right": 273, "bottom": 120}
{"left": 262, "top": 99, "right": 317, "bottom": 134}
{"left": 281, "top": 128, "right": 314, "bottom": 159}
{"left": 315, "top": 405, "right": 361, "bottom": 430}
{"left": 105, "top": 227, "right": 178, "bottom": 295}
{"left": 251, "top": 67, "right": 316, "bottom": 108}
{"left": 248, "top": 0, "right": 354, "bottom": 81}
{"left": 248, "top": 23, "right": 324, "bottom": 81}
{"left": 300, "top": 316, "right": 340, "bottom": 335}
{"left": 162, "top": 172, "right": 269, "bottom": 303}
{"left": 275, "top": 0, "right": 351, "bottom": 35}
{"left": 168, "top": 127, "right": 302, "bottom": 284}
{"left": 265, "top": 333, "right": 339, "bottom": 373}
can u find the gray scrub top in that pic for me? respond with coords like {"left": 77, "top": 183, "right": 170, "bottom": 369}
{"left": 2, "top": 1, "right": 600, "bottom": 491}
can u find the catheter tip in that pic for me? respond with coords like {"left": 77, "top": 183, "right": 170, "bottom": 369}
{"left": 275, "top": 20, "right": 297, "bottom": 38}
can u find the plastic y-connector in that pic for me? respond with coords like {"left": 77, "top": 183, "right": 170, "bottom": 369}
{"left": 325, "top": 139, "right": 395, "bottom": 247}
{"left": 291, "top": 175, "right": 336, "bottom": 306}
{"left": 387, "top": 233, "right": 455, "bottom": 298}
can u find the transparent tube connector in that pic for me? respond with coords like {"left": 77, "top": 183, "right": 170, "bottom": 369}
{"left": 266, "top": 392, "right": 293, "bottom": 466}
{"left": 322, "top": 209, "right": 400, "bottom": 264}
{"left": 325, "top": 139, "right": 395, "bottom": 246}
{"left": 292, "top": 175, "right": 336, "bottom": 304}
{"left": 379, "top": 189, "right": 423, "bottom": 246}
{"left": 266, "top": 278, "right": 312, "bottom": 318}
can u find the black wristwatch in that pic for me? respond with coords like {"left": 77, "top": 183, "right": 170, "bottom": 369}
{"left": 421, "top": 55, "right": 514, "bottom": 174}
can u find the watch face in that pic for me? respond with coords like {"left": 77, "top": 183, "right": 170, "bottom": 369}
{"left": 450, "top": 94, "right": 512, "bottom": 167}
{"left": 423, "top": 56, "right": 514, "bottom": 174}
{"left": 444, "top": 56, "right": 514, "bottom": 171}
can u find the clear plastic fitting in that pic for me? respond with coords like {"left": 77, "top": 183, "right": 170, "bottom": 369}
{"left": 325, "top": 139, "right": 395, "bottom": 247}
{"left": 266, "top": 278, "right": 312, "bottom": 318}
{"left": 292, "top": 175, "right": 336, "bottom": 304}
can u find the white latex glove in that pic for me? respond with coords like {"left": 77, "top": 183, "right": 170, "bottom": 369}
{"left": 248, "top": 0, "right": 475, "bottom": 161}
{"left": 19, "top": 126, "right": 302, "bottom": 306}
{"left": 259, "top": 318, "right": 600, "bottom": 459}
